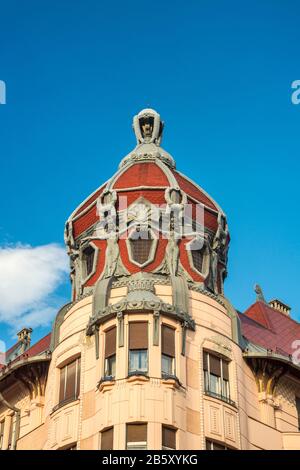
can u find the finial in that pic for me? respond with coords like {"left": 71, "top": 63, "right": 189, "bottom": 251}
{"left": 254, "top": 284, "right": 266, "bottom": 303}
{"left": 133, "top": 108, "right": 164, "bottom": 146}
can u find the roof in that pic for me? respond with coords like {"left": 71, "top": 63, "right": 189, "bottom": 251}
{"left": 239, "top": 301, "right": 300, "bottom": 356}
{"left": 2, "top": 333, "right": 51, "bottom": 367}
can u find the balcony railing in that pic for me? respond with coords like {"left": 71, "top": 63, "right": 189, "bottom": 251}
{"left": 204, "top": 389, "right": 236, "bottom": 407}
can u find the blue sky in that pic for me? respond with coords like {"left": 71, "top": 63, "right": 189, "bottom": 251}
{"left": 0, "top": 0, "right": 299, "bottom": 349}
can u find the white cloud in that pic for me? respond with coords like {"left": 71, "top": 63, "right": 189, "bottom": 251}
{"left": 0, "top": 243, "right": 69, "bottom": 330}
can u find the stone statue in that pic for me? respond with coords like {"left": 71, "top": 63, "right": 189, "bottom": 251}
{"left": 254, "top": 284, "right": 266, "bottom": 303}
{"left": 166, "top": 228, "right": 179, "bottom": 277}
{"left": 103, "top": 224, "right": 120, "bottom": 279}
{"left": 208, "top": 214, "right": 228, "bottom": 293}
{"left": 133, "top": 108, "right": 163, "bottom": 145}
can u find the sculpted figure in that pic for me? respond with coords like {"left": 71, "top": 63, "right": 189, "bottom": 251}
{"left": 103, "top": 223, "right": 120, "bottom": 279}
{"left": 209, "top": 214, "right": 228, "bottom": 293}
{"left": 165, "top": 214, "right": 180, "bottom": 277}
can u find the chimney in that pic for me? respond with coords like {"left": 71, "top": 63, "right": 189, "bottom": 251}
{"left": 269, "top": 299, "right": 291, "bottom": 316}
{"left": 17, "top": 328, "right": 33, "bottom": 353}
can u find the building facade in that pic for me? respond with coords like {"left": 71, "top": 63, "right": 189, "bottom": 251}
{"left": 0, "top": 109, "right": 300, "bottom": 450}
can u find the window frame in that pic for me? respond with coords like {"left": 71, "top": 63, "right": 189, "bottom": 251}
{"left": 104, "top": 355, "right": 116, "bottom": 378}
{"left": 203, "top": 351, "right": 234, "bottom": 406}
{"left": 58, "top": 356, "right": 81, "bottom": 406}
{"left": 100, "top": 426, "right": 114, "bottom": 450}
{"left": 126, "top": 227, "right": 158, "bottom": 268}
{"left": 162, "top": 425, "right": 176, "bottom": 450}
{"left": 128, "top": 349, "right": 148, "bottom": 376}
{"left": 126, "top": 423, "right": 147, "bottom": 450}
{"left": 206, "top": 438, "right": 230, "bottom": 450}
{"left": 186, "top": 237, "right": 210, "bottom": 277}
{"left": 128, "top": 322, "right": 149, "bottom": 376}
{"left": 161, "top": 353, "right": 175, "bottom": 378}
{"left": 80, "top": 242, "right": 98, "bottom": 284}
{"left": 103, "top": 327, "right": 117, "bottom": 380}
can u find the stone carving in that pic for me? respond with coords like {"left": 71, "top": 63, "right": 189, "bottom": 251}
{"left": 166, "top": 230, "right": 179, "bottom": 277}
{"left": 254, "top": 284, "right": 266, "bottom": 303}
{"left": 86, "top": 298, "right": 195, "bottom": 336}
{"left": 120, "top": 109, "right": 176, "bottom": 169}
{"left": 133, "top": 108, "right": 163, "bottom": 145}
{"left": 208, "top": 213, "right": 229, "bottom": 293}
{"left": 103, "top": 230, "right": 120, "bottom": 279}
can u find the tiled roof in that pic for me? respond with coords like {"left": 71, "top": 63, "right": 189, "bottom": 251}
{"left": 3, "top": 333, "right": 51, "bottom": 367}
{"left": 239, "top": 301, "right": 300, "bottom": 356}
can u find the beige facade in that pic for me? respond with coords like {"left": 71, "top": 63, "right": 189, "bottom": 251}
{"left": 1, "top": 283, "right": 300, "bottom": 450}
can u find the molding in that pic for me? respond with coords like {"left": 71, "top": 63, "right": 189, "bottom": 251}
{"left": 86, "top": 299, "right": 195, "bottom": 336}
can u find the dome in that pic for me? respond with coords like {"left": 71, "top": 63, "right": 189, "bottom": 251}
{"left": 65, "top": 109, "right": 229, "bottom": 301}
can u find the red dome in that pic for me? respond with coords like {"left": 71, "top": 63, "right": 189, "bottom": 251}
{"left": 65, "top": 109, "right": 229, "bottom": 300}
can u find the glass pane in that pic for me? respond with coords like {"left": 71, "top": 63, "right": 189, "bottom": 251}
{"left": 222, "top": 379, "right": 229, "bottom": 399}
{"left": 59, "top": 366, "right": 66, "bottom": 403}
{"left": 129, "top": 350, "right": 147, "bottom": 373}
{"left": 127, "top": 443, "right": 147, "bottom": 450}
{"left": 204, "top": 370, "right": 209, "bottom": 391}
{"left": 162, "top": 354, "right": 173, "bottom": 376}
{"left": 65, "top": 360, "right": 76, "bottom": 401}
{"left": 209, "top": 373, "right": 220, "bottom": 395}
{"left": 105, "top": 355, "right": 116, "bottom": 377}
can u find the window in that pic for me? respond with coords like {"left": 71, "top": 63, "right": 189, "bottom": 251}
{"left": 129, "top": 323, "right": 148, "bottom": 375}
{"left": 206, "top": 439, "right": 228, "bottom": 450}
{"left": 0, "top": 420, "right": 4, "bottom": 450}
{"left": 82, "top": 245, "right": 95, "bottom": 277}
{"left": 101, "top": 427, "right": 113, "bottom": 450}
{"left": 59, "top": 357, "right": 81, "bottom": 405}
{"left": 129, "top": 229, "right": 153, "bottom": 266}
{"left": 188, "top": 238, "right": 207, "bottom": 274}
{"left": 126, "top": 423, "right": 147, "bottom": 450}
{"left": 162, "top": 426, "right": 176, "bottom": 450}
{"left": 296, "top": 397, "right": 300, "bottom": 431}
{"left": 161, "top": 325, "right": 175, "bottom": 377}
{"left": 192, "top": 248, "right": 205, "bottom": 273}
{"left": 203, "top": 352, "right": 231, "bottom": 404}
{"left": 104, "top": 327, "right": 116, "bottom": 378}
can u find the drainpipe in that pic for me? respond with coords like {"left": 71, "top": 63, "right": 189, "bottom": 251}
{"left": 0, "top": 392, "right": 21, "bottom": 450}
